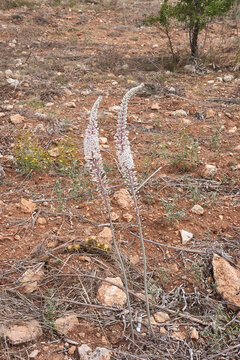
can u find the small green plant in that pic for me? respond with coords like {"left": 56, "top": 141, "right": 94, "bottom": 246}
{"left": 158, "top": 267, "right": 170, "bottom": 286}
{"left": 147, "top": 280, "right": 161, "bottom": 305}
{"left": 190, "top": 261, "right": 204, "bottom": 284}
{"left": 160, "top": 198, "right": 186, "bottom": 225}
{"left": 149, "top": 138, "right": 169, "bottom": 159}
{"left": 203, "top": 191, "right": 218, "bottom": 207}
{"left": 19, "top": 98, "right": 45, "bottom": 109}
{"left": 210, "top": 126, "right": 222, "bottom": 150}
{"left": 103, "top": 163, "right": 117, "bottom": 175}
{"left": 14, "top": 131, "right": 52, "bottom": 174}
{"left": 53, "top": 178, "right": 66, "bottom": 210}
{"left": 189, "top": 185, "right": 204, "bottom": 203}
{"left": 84, "top": 31, "right": 93, "bottom": 45}
{"left": 170, "top": 131, "right": 200, "bottom": 172}
{"left": 44, "top": 289, "right": 58, "bottom": 332}
{"left": 202, "top": 305, "right": 240, "bottom": 350}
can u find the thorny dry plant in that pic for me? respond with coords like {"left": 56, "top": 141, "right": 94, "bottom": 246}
{"left": 0, "top": 230, "right": 240, "bottom": 359}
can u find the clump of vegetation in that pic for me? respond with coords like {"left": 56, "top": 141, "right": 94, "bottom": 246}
{"left": 66, "top": 236, "right": 111, "bottom": 253}
{"left": 160, "top": 198, "right": 186, "bottom": 225}
{"left": 49, "top": 134, "right": 80, "bottom": 171}
{"left": 0, "top": 0, "right": 36, "bottom": 10}
{"left": 145, "top": 0, "right": 236, "bottom": 57}
{"left": 13, "top": 131, "right": 51, "bottom": 174}
{"left": 14, "top": 131, "right": 80, "bottom": 174}
{"left": 170, "top": 130, "right": 200, "bottom": 172}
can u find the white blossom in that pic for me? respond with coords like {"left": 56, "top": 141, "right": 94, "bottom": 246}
{"left": 84, "top": 96, "right": 107, "bottom": 190}
{"left": 115, "top": 84, "right": 144, "bottom": 187}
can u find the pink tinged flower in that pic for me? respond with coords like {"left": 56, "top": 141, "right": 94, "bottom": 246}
{"left": 115, "top": 84, "right": 144, "bottom": 186}
{"left": 84, "top": 96, "right": 107, "bottom": 188}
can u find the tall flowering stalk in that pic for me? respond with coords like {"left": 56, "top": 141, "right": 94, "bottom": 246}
{"left": 115, "top": 84, "right": 154, "bottom": 337}
{"left": 84, "top": 97, "right": 135, "bottom": 339}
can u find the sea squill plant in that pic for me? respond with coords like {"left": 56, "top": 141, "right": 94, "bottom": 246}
{"left": 84, "top": 96, "right": 134, "bottom": 338}
{"left": 115, "top": 84, "right": 154, "bottom": 336}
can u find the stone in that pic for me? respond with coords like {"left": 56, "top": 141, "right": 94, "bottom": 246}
{"left": 10, "top": 114, "right": 24, "bottom": 124}
{"left": 90, "top": 347, "right": 111, "bottom": 360}
{"left": 223, "top": 74, "right": 234, "bottom": 82}
{"left": 5, "top": 69, "right": 13, "bottom": 77}
{"left": 205, "top": 108, "right": 215, "bottom": 119}
{"left": 63, "top": 88, "right": 73, "bottom": 96}
{"left": 111, "top": 211, "right": 119, "bottom": 221}
{"left": 29, "top": 350, "right": 39, "bottom": 358}
{"left": 122, "top": 64, "right": 129, "bottom": 70}
{"left": 5, "top": 320, "right": 42, "bottom": 345}
{"left": 78, "top": 344, "right": 92, "bottom": 360}
{"left": 129, "top": 254, "right": 140, "bottom": 265}
{"left": 20, "top": 198, "right": 36, "bottom": 213}
{"left": 20, "top": 267, "right": 44, "bottom": 293}
{"left": 68, "top": 346, "right": 76, "bottom": 355}
{"left": 180, "top": 230, "right": 193, "bottom": 245}
{"left": 151, "top": 103, "right": 160, "bottom": 110}
{"left": 48, "top": 147, "right": 59, "bottom": 157}
{"left": 1, "top": 104, "right": 13, "bottom": 111}
{"left": 99, "top": 137, "right": 108, "bottom": 144}
{"left": 122, "top": 212, "right": 133, "bottom": 222}
{"left": 212, "top": 254, "right": 240, "bottom": 310}
{"left": 172, "top": 329, "right": 186, "bottom": 340}
{"left": 191, "top": 204, "right": 204, "bottom": 215}
{"left": 55, "top": 315, "right": 79, "bottom": 335}
{"left": 0, "top": 166, "right": 5, "bottom": 178}
{"left": 0, "top": 324, "right": 6, "bottom": 337}
{"left": 7, "top": 78, "right": 19, "bottom": 87}
{"left": 64, "top": 101, "right": 76, "bottom": 108}
{"left": 97, "top": 277, "right": 126, "bottom": 306}
{"left": 203, "top": 164, "right": 217, "bottom": 178}
{"left": 184, "top": 64, "right": 196, "bottom": 73}
{"left": 146, "top": 316, "right": 157, "bottom": 327}
{"left": 37, "top": 217, "right": 47, "bottom": 225}
{"left": 98, "top": 227, "right": 112, "bottom": 245}
{"left": 0, "top": 112, "right": 5, "bottom": 118}
{"left": 159, "top": 327, "right": 167, "bottom": 335}
{"left": 190, "top": 327, "right": 199, "bottom": 340}
{"left": 109, "top": 105, "right": 121, "bottom": 112}
{"left": 113, "top": 189, "right": 133, "bottom": 210}
{"left": 228, "top": 126, "right": 237, "bottom": 134}
{"left": 181, "top": 118, "right": 191, "bottom": 125}
{"left": 153, "top": 311, "right": 170, "bottom": 323}
{"left": 234, "top": 144, "right": 240, "bottom": 151}
{"left": 172, "top": 109, "right": 188, "bottom": 117}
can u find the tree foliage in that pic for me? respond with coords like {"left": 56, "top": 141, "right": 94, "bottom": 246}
{"left": 145, "top": 0, "right": 236, "bottom": 57}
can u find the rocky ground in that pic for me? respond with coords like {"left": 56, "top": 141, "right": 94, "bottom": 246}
{"left": 0, "top": 0, "right": 239, "bottom": 359}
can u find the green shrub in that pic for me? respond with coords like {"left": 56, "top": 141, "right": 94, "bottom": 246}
{"left": 145, "top": 0, "right": 236, "bottom": 57}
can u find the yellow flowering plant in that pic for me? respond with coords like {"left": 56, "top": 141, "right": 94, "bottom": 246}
{"left": 14, "top": 131, "right": 52, "bottom": 174}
